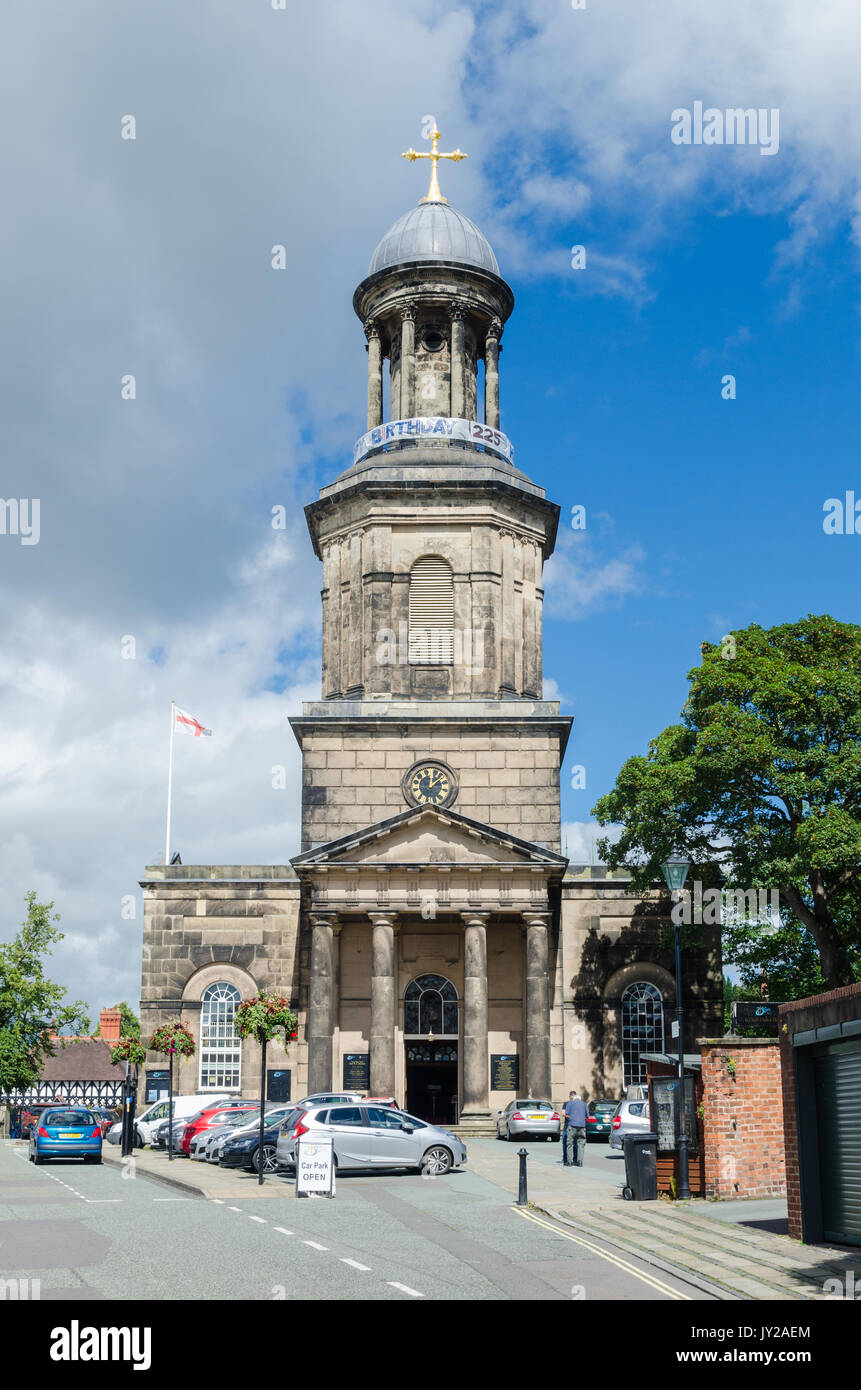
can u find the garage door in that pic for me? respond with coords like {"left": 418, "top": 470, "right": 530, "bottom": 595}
{"left": 814, "top": 1038, "right": 861, "bottom": 1246}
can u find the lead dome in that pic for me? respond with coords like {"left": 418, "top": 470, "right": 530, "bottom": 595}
{"left": 368, "top": 201, "right": 499, "bottom": 277}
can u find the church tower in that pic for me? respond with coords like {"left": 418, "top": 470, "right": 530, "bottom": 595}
{"left": 290, "top": 131, "right": 572, "bottom": 1126}
{"left": 137, "top": 130, "right": 723, "bottom": 1129}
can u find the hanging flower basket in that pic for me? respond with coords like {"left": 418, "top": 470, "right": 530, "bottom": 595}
{"left": 148, "top": 1021, "right": 196, "bottom": 1060}
{"left": 234, "top": 993, "right": 298, "bottom": 1047}
{"left": 109, "top": 1037, "right": 147, "bottom": 1067}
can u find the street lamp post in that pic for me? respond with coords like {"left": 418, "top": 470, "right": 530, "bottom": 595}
{"left": 661, "top": 853, "right": 691, "bottom": 1201}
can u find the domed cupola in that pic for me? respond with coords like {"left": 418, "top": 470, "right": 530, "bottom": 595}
{"left": 368, "top": 202, "right": 500, "bottom": 277}
{"left": 353, "top": 128, "right": 514, "bottom": 451}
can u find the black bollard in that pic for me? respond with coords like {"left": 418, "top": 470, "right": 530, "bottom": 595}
{"left": 516, "top": 1147, "right": 528, "bottom": 1206}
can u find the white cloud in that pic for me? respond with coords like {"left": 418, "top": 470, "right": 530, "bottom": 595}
{"left": 562, "top": 820, "right": 622, "bottom": 866}
{"left": 544, "top": 528, "right": 646, "bottom": 621}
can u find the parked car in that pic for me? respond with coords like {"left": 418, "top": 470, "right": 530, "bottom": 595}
{"left": 496, "top": 1099, "right": 562, "bottom": 1142}
{"left": 153, "top": 1112, "right": 204, "bottom": 1151}
{"left": 275, "top": 1103, "right": 467, "bottom": 1175}
{"left": 19, "top": 1103, "right": 54, "bottom": 1139}
{"left": 219, "top": 1113, "right": 292, "bottom": 1174}
{"left": 586, "top": 1099, "right": 617, "bottom": 1141}
{"left": 28, "top": 1107, "right": 103, "bottom": 1165}
{"left": 361, "top": 1096, "right": 399, "bottom": 1108}
{"left": 89, "top": 1106, "right": 120, "bottom": 1137}
{"left": 179, "top": 1102, "right": 258, "bottom": 1156}
{"left": 609, "top": 1098, "right": 651, "bottom": 1150}
{"left": 134, "top": 1093, "right": 230, "bottom": 1147}
{"left": 296, "top": 1092, "right": 366, "bottom": 1108}
{"left": 203, "top": 1105, "right": 297, "bottom": 1164}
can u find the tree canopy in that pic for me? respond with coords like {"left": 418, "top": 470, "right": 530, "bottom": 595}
{"left": 0, "top": 893, "right": 91, "bottom": 1097}
{"left": 593, "top": 615, "right": 861, "bottom": 992}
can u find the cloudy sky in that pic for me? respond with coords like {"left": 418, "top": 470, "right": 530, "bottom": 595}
{"left": 2, "top": 0, "right": 860, "bottom": 1019}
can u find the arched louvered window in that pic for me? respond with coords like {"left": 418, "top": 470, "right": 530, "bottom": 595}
{"left": 621, "top": 982, "right": 665, "bottom": 1088}
{"left": 409, "top": 556, "right": 454, "bottom": 664}
{"left": 404, "top": 974, "right": 459, "bottom": 1036}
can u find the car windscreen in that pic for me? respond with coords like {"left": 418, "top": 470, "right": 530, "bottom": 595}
{"left": 517, "top": 1101, "right": 552, "bottom": 1110}
{"left": 42, "top": 1110, "right": 97, "bottom": 1127}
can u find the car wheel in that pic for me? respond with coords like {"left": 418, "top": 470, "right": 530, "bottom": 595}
{"left": 252, "top": 1145, "right": 279, "bottom": 1175}
{"left": 507, "top": 1126, "right": 516, "bottom": 1141}
{"left": 133, "top": 1128, "right": 143, "bottom": 1149}
{"left": 420, "top": 1146, "right": 453, "bottom": 1176}
{"left": 33, "top": 1153, "right": 43, "bottom": 1165}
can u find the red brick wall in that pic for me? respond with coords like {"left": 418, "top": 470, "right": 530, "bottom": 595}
{"left": 701, "top": 1039, "right": 786, "bottom": 1200}
{"left": 779, "top": 981, "right": 861, "bottom": 1242}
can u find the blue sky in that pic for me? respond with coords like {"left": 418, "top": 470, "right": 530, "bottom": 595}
{"left": 1, "top": 0, "right": 860, "bottom": 1014}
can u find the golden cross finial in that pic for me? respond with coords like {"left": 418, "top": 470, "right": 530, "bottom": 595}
{"left": 402, "top": 127, "right": 467, "bottom": 205}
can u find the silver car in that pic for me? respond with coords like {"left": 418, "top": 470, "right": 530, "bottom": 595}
{"left": 496, "top": 1099, "right": 561, "bottom": 1142}
{"left": 609, "top": 1098, "right": 651, "bottom": 1150}
{"left": 276, "top": 1102, "right": 467, "bottom": 1175}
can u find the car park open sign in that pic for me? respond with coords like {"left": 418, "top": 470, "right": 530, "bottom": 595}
{"left": 296, "top": 1135, "right": 335, "bottom": 1198}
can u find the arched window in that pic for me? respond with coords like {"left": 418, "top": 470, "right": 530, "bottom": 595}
{"left": 404, "top": 974, "right": 459, "bottom": 1037}
{"left": 409, "top": 556, "right": 454, "bottom": 665}
{"left": 621, "top": 982, "right": 664, "bottom": 1088}
{"left": 199, "top": 982, "right": 242, "bottom": 1091}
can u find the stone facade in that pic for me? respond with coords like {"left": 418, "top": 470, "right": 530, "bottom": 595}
{"left": 137, "top": 162, "right": 723, "bottom": 1124}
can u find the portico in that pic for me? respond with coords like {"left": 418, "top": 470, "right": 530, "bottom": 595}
{"left": 292, "top": 806, "right": 566, "bottom": 1126}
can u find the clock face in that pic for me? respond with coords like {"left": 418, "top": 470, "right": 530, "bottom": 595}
{"left": 405, "top": 761, "right": 456, "bottom": 808}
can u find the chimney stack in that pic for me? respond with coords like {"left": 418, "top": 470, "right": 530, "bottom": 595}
{"left": 99, "top": 1008, "right": 123, "bottom": 1043}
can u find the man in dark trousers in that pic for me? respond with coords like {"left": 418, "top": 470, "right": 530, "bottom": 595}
{"left": 563, "top": 1090, "right": 588, "bottom": 1167}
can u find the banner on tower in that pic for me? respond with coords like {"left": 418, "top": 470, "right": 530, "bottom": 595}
{"left": 353, "top": 417, "right": 514, "bottom": 466}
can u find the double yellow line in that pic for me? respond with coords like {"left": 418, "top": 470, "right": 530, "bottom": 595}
{"left": 513, "top": 1207, "right": 692, "bottom": 1300}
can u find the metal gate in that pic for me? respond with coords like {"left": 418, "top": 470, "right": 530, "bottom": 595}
{"left": 814, "top": 1039, "right": 861, "bottom": 1246}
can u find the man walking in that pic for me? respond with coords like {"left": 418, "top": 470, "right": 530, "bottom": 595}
{"left": 563, "top": 1090, "right": 588, "bottom": 1167}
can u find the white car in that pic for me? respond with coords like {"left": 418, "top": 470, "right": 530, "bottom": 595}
{"left": 206, "top": 1104, "right": 297, "bottom": 1163}
{"left": 609, "top": 1098, "right": 651, "bottom": 1150}
{"left": 108, "top": 1093, "right": 231, "bottom": 1148}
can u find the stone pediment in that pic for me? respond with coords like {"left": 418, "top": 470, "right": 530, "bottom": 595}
{"left": 291, "top": 805, "right": 567, "bottom": 870}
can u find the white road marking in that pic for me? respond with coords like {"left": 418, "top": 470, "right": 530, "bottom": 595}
{"left": 211, "top": 1199, "right": 225, "bottom": 1204}
{"left": 273, "top": 1227, "right": 294, "bottom": 1235}
{"left": 84, "top": 1199, "right": 122, "bottom": 1204}
{"left": 227, "top": 1206, "right": 242, "bottom": 1212}
{"left": 387, "top": 1281, "right": 425, "bottom": 1298}
{"left": 341, "top": 1258, "right": 371, "bottom": 1271}
{"left": 303, "top": 1240, "right": 328, "bottom": 1251}
{"left": 153, "top": 1197, "right": 190, "bottom": 1202}
{"left": 249, "top": 1215, "right": 267, "bottom": 1223}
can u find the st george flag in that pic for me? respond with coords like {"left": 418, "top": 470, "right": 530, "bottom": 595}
{"left": 174, "top": 706, "right": 211, "bottom": 738}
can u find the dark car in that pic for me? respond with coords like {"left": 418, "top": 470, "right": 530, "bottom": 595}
{"left": 586, "top": 1099, "right": 617, "bottom": 1141}
{"left": 90, "top": 1106, "right": 120, "bottom": 1137}
{"left": 220, "top": 1110, "right": 299, "bottom": 1175}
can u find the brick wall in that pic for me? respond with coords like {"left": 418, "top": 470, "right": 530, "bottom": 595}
{"left": 701, "top": 1038, "right": 786, "bottom": 1200}
{"left": 779, "top": 981, "right": 861, "bottom": 1242}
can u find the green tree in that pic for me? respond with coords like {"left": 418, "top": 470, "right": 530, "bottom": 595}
{"left": 593, "top": 616, "right": 861, "bottom": 992}
{"left": 93, "top": 1001, "right": 140, "bottom": 1039}
{"left": 0, "top": 893, "right": 90, "bottom": 1097}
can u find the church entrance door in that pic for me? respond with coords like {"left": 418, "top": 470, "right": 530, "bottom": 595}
{"left": 404, "top": 1042, "right": 459, "bottom": 1126}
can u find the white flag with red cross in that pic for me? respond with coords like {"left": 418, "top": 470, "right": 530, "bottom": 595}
{"left": 174, "top": 707, "right": 211, "bottom": 738}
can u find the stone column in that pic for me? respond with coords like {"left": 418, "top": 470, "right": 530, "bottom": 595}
{"left": 364, "top": 320, "right": 383, "bottom": 429}
{"left": 321, "top": 542, "right": 342, "bottom": 699}
{"left": 345, "top": 528, "right": 364, "bottom": 698}
{"left": 450, "top": 306, "right": 466, "bottom": 418}
{"left": 307, "top": 913, "right": 337, "bottom": 1094}
{"left": 524, "top": 911, "right": 551, "bottom": 1100}
{"left": 499, "top": 529, "right": 516, "bottom": 696}
{"left": 460, "top": 912, "right": 490, "bottom": 1118}
{"left": 369, "top": 913, "right": 397, "bottom": 1097}
{"left": 485, "top": 318, "right": 501, "bottom": 428}
{"left": 399, "top": 306, "right": 415, "bottom": 419}
{"left": 331, "top": 921, "right": 342, "bottom": 1085}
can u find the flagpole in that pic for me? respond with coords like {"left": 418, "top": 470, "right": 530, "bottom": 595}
{"left": 165, "top": 700, "right": 175, "bottom": 865}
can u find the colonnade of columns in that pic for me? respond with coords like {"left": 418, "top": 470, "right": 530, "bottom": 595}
{"left": 306, "top": 910, "right": 552, "bottom": 1109}
{"left": 363, "top": 311, "right": 502, "bottom": 431}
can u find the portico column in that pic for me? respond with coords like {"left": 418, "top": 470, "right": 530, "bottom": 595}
{"left": 369, "top": 913, "right": 397, "bottom": 1097}
{"left": 331, "top": 921, "right": 342, "bottom": 1085}
{"left": 460, "top": 912, "right": 490, "bottom": 1117}
{"left": 399, "top": 306, "right": 415, "bottom": 419}
{"left": 450, "top": 306, "right": 466, "bottom": 417}
{"left": 484, "top": 317, "right": 501, "bottom": 428}
{"left": 524, "top": 911, "right": 552, "bottom": 1100}
{"left": 307, "top": 913, "right": 337, "bottom": 1094}
{"left": 364, "top": 320, "right": 383, "bottom": 429}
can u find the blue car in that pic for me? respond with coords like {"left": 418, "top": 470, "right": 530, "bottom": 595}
{"left": 28, "top": 1106, "right": 103, "bottom": 1165}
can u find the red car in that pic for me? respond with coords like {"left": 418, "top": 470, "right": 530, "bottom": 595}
{"left": 179, "top": 1103, "right": 258, "bottom": 1156}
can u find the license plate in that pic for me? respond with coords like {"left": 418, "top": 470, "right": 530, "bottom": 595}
{"left": 528, "top": 1114, "right": 545, "bottom": 1121}
{"left": 63, "top": 1133, "right": 83, "bottom": 1139}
